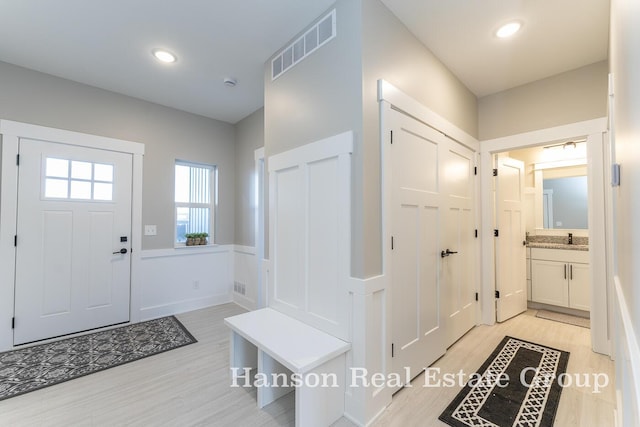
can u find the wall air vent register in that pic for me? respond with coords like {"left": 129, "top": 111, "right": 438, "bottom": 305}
{"left": 271, "top": 9, "right": 336, "bottom": 81}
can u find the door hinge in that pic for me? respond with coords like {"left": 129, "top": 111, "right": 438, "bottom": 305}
{"left": 475, "top": 292, "right": 479, "bottom": 302}
{"left": 474, "top": 166, "right": 477, "bottom": 175}
{"left": 390, "top": 130, "right": 393, "bottom": 145}
{"left": 475, "top": 229, "right": 478, "bottom": 238}
{"left": 391, "top": 343, "right": 394, "bottom": 358}
{"left": 493, "top": 168, "right": 498, "bottom": 176}
{"left": 14, "top": 235, "right": 17, "bottom": 247}
{"left": 16, "top": 154, "right": 20, "bottom": 166}
{"left": 495, "top": 290, "right": 500, "bottom": 299}
{"left": 11, "top": 317, "right": 15, "bottom": 329}
{"left": 494, "top": 229, "right": 499, "bottom": 237}
{"left": 391, "top": 236, "right": 394, "bottom": 250}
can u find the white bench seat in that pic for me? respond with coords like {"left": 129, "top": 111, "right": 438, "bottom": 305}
{"left": 225, "top": 308, "right": 351, "bottom": 426}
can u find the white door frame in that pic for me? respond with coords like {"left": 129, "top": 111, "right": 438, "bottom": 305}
{"left": 0, "top": 119, "right": 144, "bottom": 352}
{"left": 479, "top": 117, "right": 610, "bottom": 355}
{"left": 254, "top": 147, "right": 266, "bottom": 308}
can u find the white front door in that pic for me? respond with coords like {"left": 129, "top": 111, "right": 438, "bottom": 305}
{"left": 390, "top": 110, "right": 447, "bottom": 385}
{"left": 442, "top": 143, "right": 476, "bottom": 347}
{"left": 495, "top": 156, "right": 527, "bottom": 322}
{"left": 14, "top": 138, "right": 132, "bottom": 345}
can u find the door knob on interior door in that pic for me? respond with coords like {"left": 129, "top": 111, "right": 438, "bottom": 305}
{"left": 112, "top": 248, "right": 128, "bottom": 255}
{"left": 440, "top": 249, "right": 458, "bottom": 258}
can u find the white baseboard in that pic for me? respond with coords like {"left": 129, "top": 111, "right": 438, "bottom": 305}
{"left": 140, "top": 293, "right": 232, "bottom": 321}
{"left": 233, "top": 293, "right": 255, "bottom": 311}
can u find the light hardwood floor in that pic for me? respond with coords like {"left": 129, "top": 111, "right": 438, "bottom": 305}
{"left": 0, "top": 304, "right": 614, "bottom": 426}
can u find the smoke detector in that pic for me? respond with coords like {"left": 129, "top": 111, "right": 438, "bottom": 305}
{"left": 223, "top": 77, "right": 237, "bottom": 87}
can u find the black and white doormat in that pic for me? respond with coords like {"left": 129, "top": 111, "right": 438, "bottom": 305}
{"left": 439, "top": 336, "right": 569, "bottom": 427}
{"left": 0, "top": 316, "right": 196, "bottom": 401}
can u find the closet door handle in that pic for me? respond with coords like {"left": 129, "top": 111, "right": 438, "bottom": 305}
{"left": 564, "top": 264, "right": 567, "bottom": 279}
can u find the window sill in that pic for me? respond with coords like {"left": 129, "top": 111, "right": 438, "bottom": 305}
{"left": 174, "top": 243, "right": 217, "bottom": 249}
{"left": 140, "top": 244, "right": 230, "bottom": 259}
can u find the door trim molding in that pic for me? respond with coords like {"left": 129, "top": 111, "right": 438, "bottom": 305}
{"left": 479, "top": 117, "right": 610, "bottom": 356}
{"left": 0, "top": 119, "right": 144, "bottom": 351}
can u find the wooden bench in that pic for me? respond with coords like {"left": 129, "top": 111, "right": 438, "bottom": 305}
{"left": 224, "top": 308, "right": 351, "bottom": 427}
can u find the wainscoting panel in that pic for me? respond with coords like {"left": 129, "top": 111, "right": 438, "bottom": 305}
{"left": 614, "top": 278, "right": 640, "bottom": 426}
{"left": 268, "top": 131, "right": 353, "bottom": 341}
{"left": 233, "top": 245, "right": 258, "bottom": 310}
{"left": 139, "top": 246, "right": 233, "bottom": 320}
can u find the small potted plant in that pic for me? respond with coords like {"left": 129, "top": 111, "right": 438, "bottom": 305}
{"left": 199, "top": 232, "right": 209, "bottom": 245}
{"left": 185, "top": 233, "right": 196, "bottom": 246}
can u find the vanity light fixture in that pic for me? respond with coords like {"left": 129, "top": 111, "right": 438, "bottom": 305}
{"left": 543, "top": 139, "right": 586, "bottom": 150}
{"left": 152, "top": 49, "right": 177, "bottom": 63}
{"left": 496, "top": 21, "right": 522, "bottom": 38}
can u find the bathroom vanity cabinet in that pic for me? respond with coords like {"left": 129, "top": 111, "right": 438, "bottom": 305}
{"left": 530, "top": 248, "right": 590, "bottom": 311}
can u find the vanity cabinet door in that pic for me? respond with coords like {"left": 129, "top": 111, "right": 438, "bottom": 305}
{"left": 531, "top": 259, "right": 569, "bottom": 306}
{"left": 569, "top": 262, "right": 590, "bottom": 310}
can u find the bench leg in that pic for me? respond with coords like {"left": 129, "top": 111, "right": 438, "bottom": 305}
{"left": 296, "top": 353, "right": 346, "bottom": 427}
{"left": 229, "top": 331, "right": 258, "bottom": 386}
{"left": 257, "top": 349, "right": 294, "bottom": 408}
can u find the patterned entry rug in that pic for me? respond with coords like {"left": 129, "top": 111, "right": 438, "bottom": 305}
{"left": 439, "top": 336, "right": 569, "bottom": 427}
{"left": 0, "top": 316, "right": 196, "bottom": 401}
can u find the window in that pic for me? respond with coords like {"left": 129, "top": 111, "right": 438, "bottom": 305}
{"left": 44, "top": 157, "right": 114, "bottom": 201}
{"left": 175, "top": 161, "right": 216, "bottom": 245}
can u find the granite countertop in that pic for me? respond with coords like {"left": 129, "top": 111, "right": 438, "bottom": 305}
{"left": 526, "top": 242, "right": 589, "bottom": 251}
{"left": 526, "top": 235, "right": 589, "bottom": 251}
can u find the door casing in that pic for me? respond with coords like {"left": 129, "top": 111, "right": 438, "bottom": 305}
{"left": 479, "top": 118, "right": 610, "bottom": 355}
{"left": 0, "top": 119, "right": 144, "bottom": 352}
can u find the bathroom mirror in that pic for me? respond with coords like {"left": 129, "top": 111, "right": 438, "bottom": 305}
{"left": 542, "top": 175, "right": 588, "bottom": 229}
{"left": 533, "top": 161, "right": 588, "bottom": 230}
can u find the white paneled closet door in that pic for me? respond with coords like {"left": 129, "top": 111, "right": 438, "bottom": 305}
{"left": 389, "top": 107, "right": 477, "bottom": 387}
{"left": 389, "top": 109, "right": 445, "bottom": 386}
{"left": 442, "top": 143, "right": 477, "bottom": 347}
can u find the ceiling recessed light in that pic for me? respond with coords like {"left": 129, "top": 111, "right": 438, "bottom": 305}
{"left": 152, "top": 49, "right": 177, "bottom": 63}
{"left": 496, "top": 21, "right": 522, "bottom": 38}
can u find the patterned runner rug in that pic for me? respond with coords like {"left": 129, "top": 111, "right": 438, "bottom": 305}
{"left": 439, "top": 336, "right": 569, "bottom": 427}
{"left": 0, "top": 316, "right": 196, "bottom": 401}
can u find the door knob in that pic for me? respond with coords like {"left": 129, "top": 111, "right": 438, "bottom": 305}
{"left": 113, "top": 248, "right": 128, "bottom": 255}
{"left": 441, "top": 249, "right": 458, "bottom": 258}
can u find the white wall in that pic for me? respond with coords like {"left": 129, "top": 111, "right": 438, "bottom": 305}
{"left": 609, "top": 0, "right": 640, "bottom": 423}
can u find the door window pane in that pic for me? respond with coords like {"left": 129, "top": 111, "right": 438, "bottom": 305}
{"left": 43, "top": 157, "right": 115, "bottom": 201}
{"left": 94, "top": 163, "right": 113, "bottom": 182}
{"left": 71, "top": 161, "right": 92, "bottom": 180}
{"left": 46, "top": 158, "right": 69, "bottom": 178}
{"left": 45, "top": 178, "right": 69, "bottom": 198}
{"left": 70, "top": 181, "right": 91, "bottom": 199}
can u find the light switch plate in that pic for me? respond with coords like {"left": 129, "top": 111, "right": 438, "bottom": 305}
{"left": 144, "top": 225, "right": 157, "bottom": 236}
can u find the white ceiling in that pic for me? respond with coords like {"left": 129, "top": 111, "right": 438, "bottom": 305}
{"left": 0, "top": 1, "right": 610, "bottom": 124}
{"left": 380, "top": 0, "right": 610, "bottom": 97}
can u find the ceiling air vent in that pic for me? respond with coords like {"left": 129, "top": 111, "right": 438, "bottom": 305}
{"left": 271, "top": 9, "right": 336, "bottom": 81}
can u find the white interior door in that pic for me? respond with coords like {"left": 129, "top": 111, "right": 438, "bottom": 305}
{"left": 495, "top": 156, "right": 527, "bottom": 322}
{"left": 442, "top": 143, "right": 476, "bottom": 347}
{"left": 14, "top": 138, "right": 133, "bottom": 345}
{"left": 390, "top": 110, "right": 446, "bottom": 385}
